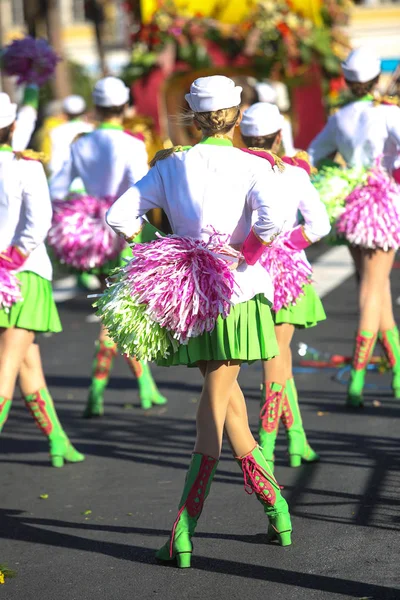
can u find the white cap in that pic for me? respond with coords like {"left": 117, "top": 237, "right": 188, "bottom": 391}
{"left": 63, "top": 95, "right": 86, "bottom": 115}
{"left": 255, "top": 82, "right": 278, "bottom": 105}
{"left": 92, "top": 77, "right": 130, "bottom": 107}
{"left": 240, "top": 102, "right": 284, "bottom": 137}
{"left": 341, "top": 47, "right": 381, "bottom": 83}
{"left": 185, "top": 76, "right": 242, "bottom": 113}
{"left": 0, "top": 93, "right": 17, "bottom": 129}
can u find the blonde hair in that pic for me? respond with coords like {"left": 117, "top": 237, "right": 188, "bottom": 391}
{"left": 193, "top": 106, "right": 240, "bottom": 136}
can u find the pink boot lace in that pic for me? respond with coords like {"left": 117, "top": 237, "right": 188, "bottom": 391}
{"left": 353, "top": 334, "right": 376, "bottom": 371}
{"left": 240, "top": 455, "right": 279, "bottom": 506}
{"left": 259, "top": 385, "right": 282, "bottom": 433}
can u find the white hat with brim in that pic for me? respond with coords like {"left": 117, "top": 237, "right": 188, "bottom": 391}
{"left": 92, "top": 77, "right": 130, "bottom": 107}
{"left": 63, "top": 95, "right": 86, "bottom": 115}
{"left": 185, "top": 76, "right": 242, "bottom": 113}
{"left": 0, "top": 93, "right": 17, "bottom": 129}
{"left": 341, "top": 47, "right": 381, "bottom": 83}
{"left": 255, "top": 82, "right": 278, "bottom": 105}
{"left": 240, "top": 102, "right": 284, "bottom": 137}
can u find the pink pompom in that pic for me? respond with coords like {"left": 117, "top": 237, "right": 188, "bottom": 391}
{"left": 0, "top": 268, "right": 23, "bottom": 311}
{"left": 121, "top": 234, "right": 238, "bottom": 344}
{"left": 260, "top": 237, "right": 312, "bottom": 312}
{"left": 2, "top": 37, "right": 59, "bottom": 85}
{"left": 48, "top": 195, "right": 125, "bottom": 270}
{"left": 336, "top": 164, "right": 400, "bottom": 250}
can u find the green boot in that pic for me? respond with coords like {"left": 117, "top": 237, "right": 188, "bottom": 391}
{"left": 281, "top": 378, "right": 319, "bottom": 467}
{"left": 237, "top": 445, "right": 292, "bottom": 546}
{"left": 0, "top": 397, "right": 12, "bottom": 432}
{"left": 84, "top": 339, "right": 117, "bottom": 418}
{"left": 156, "top": 453, "right": 218, "bottom": 568}
{"left": 24, "top": 388, "right": 85, "bottom": 468}
{"left": 258, "top": 382, "right": 283, "bottom": 470}
{"left": 347, "top": 330, "right": 377, "bottom": 408}
{"left": 379, "top": 326, "right": 400, "bottom": 399}
{"left": 124, "top": 356, "right": 167, "bottom": 410}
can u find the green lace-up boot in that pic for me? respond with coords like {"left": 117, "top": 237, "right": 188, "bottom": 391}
{"left": 24, "top": 388, "right": 85, "bottom": 467}
{"left": 347, "top": 330, "right": 377, "bottom": 408}
{"left": 258, "top": 382, "right": 283, "bottom": 470}
{"left": 379, "top": 326, "right": 400, "bottom": 399}
{"left": 280, "top": 377, "right": 319, "bottom": 467}
{"left": 84, "top": 339, "right": 117, "bottom": 417}
{"left": 0, "top": 396, "right": 12, "bottom": 432}
{"left": 124, "top": 356, "right": 167, "bottom": 410}
{"left": 156, "top": 453, "right": 218, "bottom": 568}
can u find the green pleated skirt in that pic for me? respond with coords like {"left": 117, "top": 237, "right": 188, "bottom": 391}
{"left": 274, "top": 283, "right": 326, "bottom": 329}
{"left": 0, "top": 271, "right": 62, "bottom": 333}
{"left": 158, "top": 294, "right": 279, "bottom": 367}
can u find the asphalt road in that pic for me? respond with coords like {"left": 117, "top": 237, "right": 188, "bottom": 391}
{"left": 1, "top": 251, "right": 400, "bottom": 600}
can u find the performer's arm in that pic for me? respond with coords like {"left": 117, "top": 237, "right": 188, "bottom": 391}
{"left": 12, "top": 85, "right": 39, "bottom": 151}
{"left": 49, "top": 154, "right": 78, "bottom": 200}
{"left": 308, "top": 115, "right": 338, "bottom": 167}
{"left": 128, "top": 140, "right": 149, "bottom": 185}
{"left": 107, "top": 163, "right": 165, "bottom": 241}
{"left": 242, "top": 169, "right": 285, "bottom": 265}
{"left": 287, "top": 169, "right": 331, "bottom": 250}
{"left": 0, "top": 161, "right": 52, "bottom": 269}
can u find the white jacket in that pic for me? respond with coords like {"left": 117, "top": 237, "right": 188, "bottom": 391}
{"left": 106, "top": 139, "right": 287, "bottom": 304}
{"left": 49, "top": 125, "right": 149, "bottom": 200}
{"left": 308, "top": 98, "right": 400, "bottom": 172}
{"left": 49, "top": 119, "right": 94, "bottom": 176}
{"left": 0, "top": 149, "right": 53, "bottom": 280}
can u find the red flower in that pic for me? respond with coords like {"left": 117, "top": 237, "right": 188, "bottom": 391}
{"left": 277, "top": 22, "right": 290, "bottom": 37}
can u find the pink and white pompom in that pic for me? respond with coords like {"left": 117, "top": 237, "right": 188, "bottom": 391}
{"left": 2, "top": 37, "right": 59, "bottom": 86}
{"left": 336, "top": 164, "right": 400, "bottom": 250}
{"left": 48, "top": 195, "right": 125, "bottom": 270}
{"left": 123, "top": 234, "right": 238, "bottom": 344}
{"left": 260, "top": 237, "right": 312, "bottom": 312}
{"left": 0, "top": 268, "right": 23, "bottom": 312}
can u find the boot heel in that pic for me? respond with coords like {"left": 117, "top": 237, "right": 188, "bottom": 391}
{"left": 51, "top": 455, "right": 64, "bottom": 468}
{"left": 289, "top": 454, "right": 302, "bottom": 468}
{"left": 177, "top": 552, "right": 192, "bottom": 568}
{"left": 276, "top": 531, "right": 292, "bottom": 546}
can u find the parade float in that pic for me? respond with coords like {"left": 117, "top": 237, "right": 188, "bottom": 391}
{"left": 121, "top": 0, "right": 352, "bottom": 148}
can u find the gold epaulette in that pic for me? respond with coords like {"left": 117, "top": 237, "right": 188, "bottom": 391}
{"left": 14, "top": 149, "right": 48, "bottom": 164}
{"left": 248, "top": 148, "right": 285, "bottom": 172}
{"left": 149, "top": 145, "right": 190, "bottom": 168}
{"left": 373, "top": 95, "right": 399, "bottom": 107}
{"left": 292, "top": 150, "right": 318, "bottom": 175}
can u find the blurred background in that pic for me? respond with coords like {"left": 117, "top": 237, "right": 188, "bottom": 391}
{"left": 1, "top": 1, "right": 399, "bottom": 147}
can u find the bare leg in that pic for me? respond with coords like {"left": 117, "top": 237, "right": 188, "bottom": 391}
{"left": 359, "top": 249, "right": 395, "bottom": 333}
{"left": 194, "top": 360, "right": 241, "bottom": 459}
{"left": 0, "top": 327, "right": 35, "bottom": 398}
{"left": 18, "top": 342, "right": 46, "bottom": 395}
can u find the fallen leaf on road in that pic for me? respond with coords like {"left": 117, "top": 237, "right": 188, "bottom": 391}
{"left": 82, "top": 510, "right": 92, "bottom": 515}
{"left": 372, "top": 400, "right": 381, "bottom": 407}
{"left": 39, "top": 494, "right": 48, "bottom": 499}
{"left": 317, "top": 411, "right": 326, "bottom": 416}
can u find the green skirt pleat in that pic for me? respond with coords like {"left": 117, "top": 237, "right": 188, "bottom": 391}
{"left": 158, "top": 294, "right": 279, "bottom": 367}
{"left": 0, "top": 272, "right": 62, "bottom": 333}
{"left": 273, "top": 283, "right": 326, "bottom": 329}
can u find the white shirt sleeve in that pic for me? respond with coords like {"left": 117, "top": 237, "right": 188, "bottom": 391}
{"left": 296, "top": 169, "right": 331, "bottom": 242}
{"left": 386, "top": 105, "right": 400, "bottom": 146}
{"left": 49, "top": 154, "right": 78, "bottom": 200}
{"left": 106, "top": 163, "right": 165, "bottom": 239}
{"left": 127, "top": 140, "right": 149, "bottom": 185}
{"left": 12, "top": 105, "right": 38, "bottom": 152}
{"left": 14, "top": 161, "right": 53, "bottom": 255}
{"left": 247, "top": 168, "right": 285, "bottom": 243}
{"left": 308, "top": 114, "right": 338, "bottom": 166}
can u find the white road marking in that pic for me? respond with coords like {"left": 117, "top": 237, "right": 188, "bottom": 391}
{"left": 311, "top": 246, "right": 354, "bottom": 298}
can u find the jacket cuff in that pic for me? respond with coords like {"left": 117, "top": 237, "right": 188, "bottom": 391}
{"left": 393, "top": 167, "right": 400, "bottom": 185}
{"left": 242, "top": 229, "right": 270, "bottom": 265}
{"left": 285, "top": 225, "right": 313, "bottom": 250}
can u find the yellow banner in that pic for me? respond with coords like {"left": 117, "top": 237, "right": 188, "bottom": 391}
{"left": 140, "top": 0, "right": 258, "bottom": 24}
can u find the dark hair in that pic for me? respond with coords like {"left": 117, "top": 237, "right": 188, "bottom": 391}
{"left": 242, "top": 130, "right": 281, "bottom": 150}
{"left": 95, "top": 104, "right": 126, "bottom": 119}
{"left": 345, "top": 74, "right": 380, "bottom": 98}
{"left": 0, "top": 124, "right": 13, "bottom": 145}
